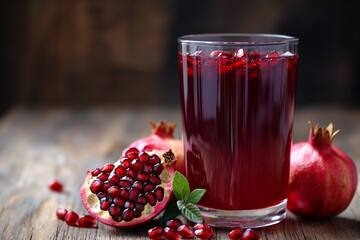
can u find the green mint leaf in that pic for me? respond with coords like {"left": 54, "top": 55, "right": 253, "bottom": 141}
{"left": 180, "top": 202, "right": 203, "bottom": 223}
{"left": 158, "top": 202, "right": 181, "bottom": 227}
{"left": 177, "top": 200, "right": 186, "bottom": 211}
{"left": 186, "top": 189, "right": 206, "bottom": 204}
{"left": 172, "top": 171, "right": 190, "bottom": 200}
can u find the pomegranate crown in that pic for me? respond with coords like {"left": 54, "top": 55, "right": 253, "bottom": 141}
{"left": 308, "top": 121, "right": 340, "bottom": 146}
{"left": 149, "top": 121, "right": 176, "bottom": 138}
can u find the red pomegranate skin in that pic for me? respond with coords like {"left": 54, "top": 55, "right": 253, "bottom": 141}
{"left": 288, "top": 124, "right": 358, "bottom": 218}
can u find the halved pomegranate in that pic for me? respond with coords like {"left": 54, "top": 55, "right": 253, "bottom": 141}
{"left": 80, "top": 147, "right": 175, "bottom": 227}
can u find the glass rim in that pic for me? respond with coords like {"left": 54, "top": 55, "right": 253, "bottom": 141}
{"left": 178, "top": 33, "right": 299, "bottom": 46}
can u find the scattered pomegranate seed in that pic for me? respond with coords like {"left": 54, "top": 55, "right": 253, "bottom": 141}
{"left": 164, "top": 227, "right": 179, "bottom": 240}
{"left": 177, "top": 224, "right": 193, "bottom": 239}
{"left": 56, "top": 208, "right": 68, "bottom": 220}
{"left": 166, "top": 218, "right": 183, "bottom": 230}
{"left": 229, "top": 227, "right": 244, "bottom": 240}
{"left": 64, "top": 211, "right": 79, "bottom": 226}
{"left": 194, "top": 228, "right": 209, "bottom": 239}
{"left": 194, "top": 222, "right": 213, "bottom": 236}
{"left": 78, "top": 215, "right": 97, "bottom": 228}
{"left": 148, "top": 226, "right": 164, "bottom": 240}
{"left": 150, "top": 174, "right": 161, "bottom": 185}
{"left": 48, "top": 178, "right": 63, "bottom": 192}
{"left": 143, "top": 182, "right": 155, "bottom": 192}
{"left": 242, "top": 229, "right": 260, "bottom": 240}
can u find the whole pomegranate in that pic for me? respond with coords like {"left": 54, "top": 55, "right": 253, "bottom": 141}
{"left": 125, "top": 122, "right": 185, "bottom": 175}
{"left": 80, "top": 147, "right": 176, "bottom": 227}
{"left": 288, "top": 122, "right": 358, "bottom": 218}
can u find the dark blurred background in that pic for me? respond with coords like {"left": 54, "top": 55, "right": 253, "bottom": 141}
{"left": 1, "top": 0, "right": 360, "bottom": 115}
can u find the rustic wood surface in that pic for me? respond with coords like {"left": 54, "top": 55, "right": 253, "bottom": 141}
{"left": 0, "top": 106, "right": 359, "bottom": 240}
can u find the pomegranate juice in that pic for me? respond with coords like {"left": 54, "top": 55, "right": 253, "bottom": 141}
{"left": 179, "top": 50, "right": 298, "bottom": 210}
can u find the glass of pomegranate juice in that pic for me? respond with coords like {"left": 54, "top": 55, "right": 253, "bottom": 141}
{"left": 178, "top": 34, "right": 298, "bottom": 228}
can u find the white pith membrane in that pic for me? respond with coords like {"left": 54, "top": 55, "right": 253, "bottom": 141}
{"left": 80, "top": 150, "right": 174, "bottom": 227}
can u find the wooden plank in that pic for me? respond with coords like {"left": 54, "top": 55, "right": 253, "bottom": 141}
{"left": 0, "top": 107, "right": 359, "bottom": 239}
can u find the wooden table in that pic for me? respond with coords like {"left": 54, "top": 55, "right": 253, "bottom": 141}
{"left": 0, "top": 106, "right": 359, "bottom": 239}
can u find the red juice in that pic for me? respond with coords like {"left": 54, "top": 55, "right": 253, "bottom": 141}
{"left": 179, "top": 50, "right": 298, "bottom": 210}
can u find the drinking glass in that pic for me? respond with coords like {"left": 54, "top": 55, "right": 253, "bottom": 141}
{"left": 178, "top": 34, "right": 298, "bottom": 228}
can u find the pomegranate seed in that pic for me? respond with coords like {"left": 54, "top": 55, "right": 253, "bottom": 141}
{"left": 125, "top": 201, "right": 135, "bottom": 209}
{"left": 121, "top": 158, "right": 132, "bottom": 168}
{"left": 102, "top": 181, "right": 114, "bottom": 192}
{"left": 91, "top": 168, "right": 101, "bottom": 176}
{"left": 78, "top": 215, "right": 97, "bottom": 228}
{"left": 48, "top": 178, "right": 63, "bottom": 192}
{"left": 108, "top": 174, "right": 120, "bottom": 184}
{"left": 153, "top": 163, "right": 163, "bottom": 175}
{"left": 137, "top": 172, "right": 149, "bottom": 182}
{"left": 122, "top": 208, "right": 134, "bottom": 222}
{"left": 166, "top": 218, "right": 182, "bottom": 230}
{"left": 121, "top": 176, "right": 134, "bottom": 184}
{"left": 149, "top": 174, "right": 161, "bottom": 185}
{"left": 194, "top": 228, "right": 209, "bottom": 239}
{"left": 229, "top": 227, "right": 244, "bottom": 240}
{"left": 101, "top": 163, "right": 114, "bottom": 174}
{"left": 114, "top": 197, "right": 125, "bottom": 208}
{"left": 137, "top": 194, "right": 147, "bottom": 205}
{"left": 97, "top": 192, "right": 106, "bottom": 200}
{"left": 127, "top": 168, "right": 137, "bottom": 178}
{"left": 64, "top": 211, "right": 79, "bottom": 226}
{"left": 177, "top": 224, "right": 194, "bottom": 239}
{"left": 164, "top": 227, "right": 179, "bottom": 240}
{"left": 119, "top": 188, "right": 129, "bottom": 200}
{"left": 127, "top": 153, "right": 137, "bottom": 160}
{"left": 145, "top": 192, "right": 157, "bottom": 206}
{"left": 131, "top": 159, "right": 143, "bottom": 171}
{"left": 97, "top": 173, "right": 109, "bottom": 181}
{"left": 100, "top": 198, "right": 111, "bottom": 210}
{"left": 133, "top": 208, "right": 142, "bottom": 218}
{"left": 109, "top": 204, "right": 121, "bottom": 217}
{"left": 143, "top": 163, "right": 153, "bottom": 173}
{"left": 154, "top": 187, "right": 164, "bottom": 201}
{"left": 56, "top": 208, "right": 68, "bottom": 220}
{"left": 132, "top": 181, "right": 143, "bottom": 191}
{"left": 207, "top": 224, "right": 214, "bottom": 236}
{"left": 194, "top": 223, "right": 213, "bottom": 236}
{"left": 90, "top": 180, "right": 103, "bottom": 194}
{"left": 112, "top": 215, "right": 122, "bottom": 222}
{"left": 114, "top": 165, "right": 126, "bottom": 178}
{"left": 129, "top": 188, "right": 140, "bottom": 201}
{"left": 148, "top": 226, "right": 164, "bottom": 240}
{"left": 135, "top": 203, "right": 144, "bottom": 211}
{"left": 149, "top": 155, "right": 161, "bottom": 165}
{"left": 143, "top": 182, "right": 155, "bottom": 192}
{"left": 138, "top": 152, "right": 150, "bottom": 163}
{"left": 242, "top": 229, "right": 260, "bottom": 240}
{"left": 107, "top": 186, "right": 120, "bottom": 198}
{"left": 124, "top": 147, "right": 140, "bottom": 158}
{"left": 118, "top": 179, "right": 131, "bottom": 188}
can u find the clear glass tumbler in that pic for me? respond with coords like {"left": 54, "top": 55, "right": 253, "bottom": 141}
{"left": 178, "top": 34, "right": 298, "bottom": 228}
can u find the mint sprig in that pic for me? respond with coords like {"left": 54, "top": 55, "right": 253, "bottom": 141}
{"left": 173, "top": 171, "right": 206, "bottom": 223}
